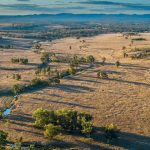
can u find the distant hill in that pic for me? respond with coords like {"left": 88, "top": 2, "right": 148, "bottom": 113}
{"left": 0, "top": 13, "right": 150, "bottom": 23}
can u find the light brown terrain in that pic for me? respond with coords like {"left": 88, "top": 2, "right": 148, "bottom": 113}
{"left": 0, "top": 33, "right": 150, "bottom": 149}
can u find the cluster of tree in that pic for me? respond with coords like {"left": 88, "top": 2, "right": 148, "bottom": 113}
{"left": 11, "top": 76, "right": 60, "bottom": 95}
{"left": 124, "top": 47, "right": 150, "bottom": 59}
{"left": 0, "top": 123, "right": 119, "bottom": 149}
{"left": 33, "top": 108, "right": 93, "bottom": 139}
{"left": 0, "top": 131, "right": 35, "bottom": 149}
{"left": 51, "top": 54, "right": 95, "bottom": 65}
{"left": 11, "top": 58, "right": 28, "bottom": 64}
{"left": 35, "top": 66, "right": 51, "bottom": 76}
{"left": 131, "top": 37, "right": 146, "bottom": 41}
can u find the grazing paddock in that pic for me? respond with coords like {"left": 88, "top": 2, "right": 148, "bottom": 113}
{"left": 0, "top": 33, "right": 150, "bottom": 149}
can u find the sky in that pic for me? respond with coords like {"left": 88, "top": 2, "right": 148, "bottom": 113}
{"left": 0, "top": 0, "right": 150, "bottom": 15}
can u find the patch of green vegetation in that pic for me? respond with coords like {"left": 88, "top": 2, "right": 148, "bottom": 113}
{"left": 11, "top": 58, "right": 28, "bottom": 64}
{"left": 132, "top": 37, "right": 146, "bottom": 41}
{"left": 33, "top": 108, "right": 93, "bottom": 139}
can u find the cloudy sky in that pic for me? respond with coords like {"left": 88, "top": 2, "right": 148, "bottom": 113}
{"left": 0, "top": 0, "right": 150, "bottom": 15}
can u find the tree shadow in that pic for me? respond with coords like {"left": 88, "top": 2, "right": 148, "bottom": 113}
{"left": 0, "top": 66, "right": 34, "bottom": 71}
{"left": 108, "top": 78, "right": 150, "bottom": 87}
{"left": 91, "top": 127, "right": 150, "bottom": 150}
{"left": 10, "top": 127, "right": 43, "bottom": 137}
{"left": 67, "top": 76, "right": 102, "bottom": 83}
{"left": 53, "top": 84, "right": 95, "bottom": 93}
{"left": 30, "top": 97, "right": 96, "bottom": 109}
{"left": 0, "top": 89, "right": 12, "bottom": 97}
{"left": 8, "top": 113, "right": 34, "bottom": 123}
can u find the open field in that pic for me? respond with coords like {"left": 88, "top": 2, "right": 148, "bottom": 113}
{"left": 0, "top": 33, "right": 150, "bottom": 149}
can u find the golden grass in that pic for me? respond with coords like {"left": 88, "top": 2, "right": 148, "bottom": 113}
{"left": 0, "top": 33, "right": 150, "bottom": 149}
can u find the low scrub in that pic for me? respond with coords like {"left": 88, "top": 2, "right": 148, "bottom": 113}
{"left": 97, "top": 71, "right": 108, "bottom": 79}
{"left": 11, "top": 58, "right": 28, "bottom": 64}
{"left": 103, "top": 124, "right": 119, "bottom": 142}
{"left": 132, "top": 37, "right": 146, "bottom": 41}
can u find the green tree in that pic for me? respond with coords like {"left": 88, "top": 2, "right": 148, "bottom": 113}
{"left": 81, "top": 119, "right": 93, "bottom": 135}
{"left": 103, "top": 124, "right": 119, "bottom": 142}
{"left": 115, "top": 61, "right": 120, "bottom": 68}
{"left": 11, "top": 84, "right": 23, "bottom": 95}
{"left": 86, "top": 55, "right": 95, "bottom": 64}
{"left": 97, "top": 71, "right": 108, "bottom": 79}
{"left": 33, "top": 108, "right": 55, "bottom": 128}
{"left": 44, "top": 124, "right": 62, "bottom": 139}
{"left": 41, "top": 52, "right": 50, "bottom": 64}
{"left": 0, "top": 130, "right": 8, "bottom": 145}
{"left": 28, "top": 145, "right": 35, "bottom": 150}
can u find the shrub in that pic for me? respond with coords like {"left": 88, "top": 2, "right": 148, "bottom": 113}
{"left": 115, "top": 61, "right": 120, "bottom": 68}
{"left": 86, "top": 55, "right": 95, "bottom": 64}
{"left": 41, "top": 52, "right": 50, "bottom": 64}
{"left": 97, "top": 71, "right": 108, "bottom": 79}
{"left": 55, "top": 109, "right": 78, "bottom": 131}
{"left": 11, "top": 84, "right": 23, "bottom": 95}
{"left": 103, "top": 124, "right": 119, "bottom": 142}
{"left": 79, "top": 57, "right": 86, "bottom": 63}
{"left": 48, "top": 77, "right": 60, "bottom": 85}
{"left": 20, "top": 58, "right": 28, "bottom": 64}
{"left": 132, "top": 38, "right": 146, "bottom": 41}
{"left": 68, "top": 66, "right": 76, "bottom": 75}
{"left": 33, "top": 108, "right": 55, "bottom": 128}
{"left": 44, "top": 124, "right": 62, "bottom": 139}
{"left": 122, "top": 46, "right": 126, "bottom": 50}
{"left": 0, "top": 130, "right": 8, "bottom": 145}
{"left": 28, "top": 145, "right": 35, "bottom": 150}
{"left": 11, "top": 58, "right": 28, "bottom": 64}
{"left": 0, "top": 111, "right": 3, "bottom": 119}
{"left": 33, "top": 108, "right": 93, "bottom": 137}
{"left": 30, "top": 78, "right": 48, "bottom": 87}
{"left": 14, "top": 137, "right": 23, "bottom": 150}
{"left": 13, "top": 74, "right": 21, "bottom": 80}
{"left": 101, "top": 57, "right": 106, "bottom": 65}
{"left": 11, "top": 58, "right": 19, "bottom": 63}
{"left": 80, "top": 118, "right": 93, "bottom": 135}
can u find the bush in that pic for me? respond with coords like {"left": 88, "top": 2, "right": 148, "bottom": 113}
{"left": 80, "top": 119, "right": 93, "bottom": 135}
{"left": 11, "top": 84, "right": 23, "bottom": 95}
{"left": 115, "top": 61, "right": 120, "bottom": 68}
{"left": 13, "top": 74, "right": 21, "bottom": 80}
{"left": 86, "top": 55, "right": 95, "bottom": 64}
{"left": 0, "top": 111, "right": 3, "bottom": 119}
{"left": 67, "top": 66, "right": 76, "bottom": 75}
{"left": 28, "top": 145, "right": 35, "bottom": 150}
{"left": 0, "top": 130, "right": 8, "bottom": 145}
{"left": 44, "top": 124, "right": 62, "bottom": 139}
{"left": 132, "top": 38, "right": 146, "bottom": 41}
{"left": 30, "top": 78, "right": 48, "bottom": 87}
{"left": 20, "top": 58, "right": 28, "bottom": 64}
{"left": 11, "top": 58, "right": 19, "bottom": 63}
{"left": 101, "top": 57, "right": 106, "bottom": 65}
{"left": 103, "top": 124, "right": 119, "bottom": 142}
{"left": 55, "top": 109, "right": 78, "bottom": 131}
{"left": 33, "top": 108, "right": 55, "bottom": 128}
{"left": 11, "top": 58, "right": 28, "bottom": 64}
{"left": 48, "top": 77, "right": 60, "bottom": 85}
{"left": 97, "top": 71, "right": 108, "bottom": 79}
{"left": 41, "top": 52, "right": 50, "bottom": 64}
{"left": 33, "top": 108, "right": 93, "bottom": 137}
